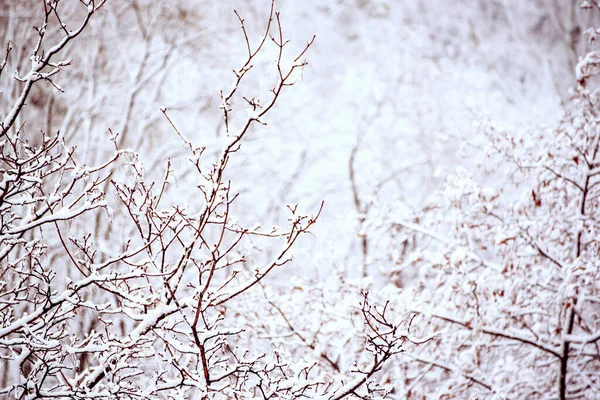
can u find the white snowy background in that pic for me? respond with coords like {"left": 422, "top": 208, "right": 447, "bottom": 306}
{"left": 1, "top": 0, "right": 599, "bottom": 398}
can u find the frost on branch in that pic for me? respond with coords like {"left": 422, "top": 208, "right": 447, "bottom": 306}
{"left": 576, "top": 50, "right": 600, "bottom": 84}
{"left": 0, "top": 1, "right": 433, "bottom": 398}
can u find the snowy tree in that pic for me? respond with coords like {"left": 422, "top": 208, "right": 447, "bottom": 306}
{"left": 354, "top": 2, "right": 600, "bottom": 398}
{"left": 0, "top": 1, "right": 437, "bottom": 398}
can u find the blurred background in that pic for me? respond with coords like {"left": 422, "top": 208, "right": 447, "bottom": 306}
{"left": 1, "top": 0, "right": 595, "bottom": 277}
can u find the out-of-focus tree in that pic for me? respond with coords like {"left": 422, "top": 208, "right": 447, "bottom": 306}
{"left": 352, "top": 2, "right": 600, "bottom": 398}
